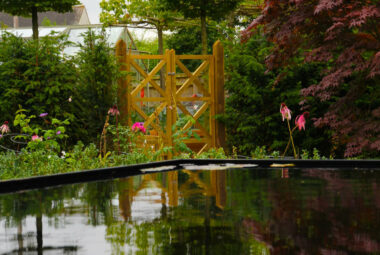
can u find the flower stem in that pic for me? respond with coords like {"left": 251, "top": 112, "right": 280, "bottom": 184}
{"left": 287, "top": 119, "right": 297, "bottom": 158}
{"left": 100, "top": 115, "right": 109, "bottom": 157}
{"left": 283, "top": 138, "right": 290, "bottom": 158}
{"left": 116, "top": 115, "right": 120, "bottom": 155}
{"left": 282, "top": 126, "right": 298, "bottom": 158}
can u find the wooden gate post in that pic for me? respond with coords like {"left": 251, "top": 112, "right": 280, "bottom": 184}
{"left": 166, "top": 49, "right": 177, "bottom": 159}
{"left": 115, "top": 39, "right": 130, "bottom": 125}
{"left": 212, "top": 41, "right": 226, "bottom": 149}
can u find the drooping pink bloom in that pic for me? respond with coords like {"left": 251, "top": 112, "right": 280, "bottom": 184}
{"left": 0, "top": 121, "right": 10, "bottom": 134}
{"left": 132, "top": 122, "right": 146, "bottom": 134}
{"left": 295, "top": 112, "right": 309, "bottom": 131}
{"left": 32, "top": 134, "right": 42, "bottom": 141}
{"left": 39, "top": 112, "right": 48, "bottom": 117}
{"left": 280, "top": 103, "right": 292, "bottom": 121}
{"left": 108, "top": 105, "right": 120, "bottom": 116}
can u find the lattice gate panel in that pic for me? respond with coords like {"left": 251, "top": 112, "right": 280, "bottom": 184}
{"left": 117, "top": 41, "right": 225, "bottom": 159}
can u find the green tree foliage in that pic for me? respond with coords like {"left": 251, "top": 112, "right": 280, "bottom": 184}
{"left": 131, "top": 34, "right": 163, "bottom": 71}
{"left": 162, "top": 0, "right": 242, "bottom": 54}
{"left": 74, "top": 29, "right": 121, "bottom": 144}
{"left": 167, "top": 25, "right": 219, "bottom": 54}
{"left": 0, "top": 0, "right": 80, "bottom": 40}
{"left": 166, "top": 25, "right": 219, "bottom": 70}
{"left": 220, "top": 33, "right": 333, "bottom": 156}
{"left": 0, "top": 32, "right": 76, "bottom": 125}
{"left": 100, "top": 0, "right": 178, "bottom": 56}
{"left": 224, "top": 0, "right": 264, "bottom": 27}
{"left": 100, "top": 0, "right": 180, "bottom": 85}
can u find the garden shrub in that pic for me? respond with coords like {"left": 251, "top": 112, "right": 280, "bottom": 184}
{"left": 73, "top": 29, "right": 121, "bottom": 145}
{"left": 0, "top": 32, "right": 76, "bottom": 127}
{"left": 0, "top": 29, "right": 121, "bottom": 147}
{"left": 219, "top": 33, "right": 333, "bottom": 157}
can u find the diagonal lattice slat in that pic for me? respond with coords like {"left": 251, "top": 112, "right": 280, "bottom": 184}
{"left": 176, "top": 102, "right": 211, "bottom": 140}
{"left": 176, "top": 59, "right": 210, "bottom": 97}
{"left": 144, "top": 102, "right": 167, "bottom": 129}
{"left": 175, "top": 59, "right": 210, "bottom": 97}
{"left": 130, "top": 59, "right": 166, "bottom": 97}
{"left": 131, "top": 103, "right": 164, "bottom": 136}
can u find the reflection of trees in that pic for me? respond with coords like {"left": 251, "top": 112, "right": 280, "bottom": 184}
{"left": 0, "top": 184, "right": 81, "bottom": 254}
{"left": 242, "top": 169, "right": 380, "bottom": 254}
{"left": 2, "top": 168, "right": 380, "bottom": 254}
{"left": 109, "top": 169, "right": 380, "bottom": 254}
{"left": 80, "top": 180, "right": 118, "bottom": 226}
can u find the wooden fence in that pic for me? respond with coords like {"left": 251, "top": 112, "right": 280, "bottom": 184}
{"left": 116, "top": 40, "right": 225, "bottom": 158}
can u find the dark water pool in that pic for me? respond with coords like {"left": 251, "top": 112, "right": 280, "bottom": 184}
{"left": 1, "top": 168, "right": 380, "bottom": 254}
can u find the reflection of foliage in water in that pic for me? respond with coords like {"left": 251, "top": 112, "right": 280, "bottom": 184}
{"left": 81, "top": 180, "right": 118, "bottom": 226}
{"left": 1, "top": 169, "right": 380, "bottom": 254}
{"left": 0, "top": 184, "right": 81, "bottom": 227}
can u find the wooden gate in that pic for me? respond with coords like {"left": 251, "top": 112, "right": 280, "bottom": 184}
{"left": 116, "top": 40, "right": 225, "bottom": 158}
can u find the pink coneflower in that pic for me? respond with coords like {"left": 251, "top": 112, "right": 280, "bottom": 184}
{"left": 39, "top": 113, "right": 48, "bottom": 117}
{"left": 108, "top": 105, "right": 120, "bottom": 116}
{"left": 0, "top": 121, "right": 10, "bottom": 134}
{"left": 280, "top": 103, "right": 292, "bottom": 121}
{"left": 132, "top": 122, "right": 146, "bottom": 134}
{"left": 32, "top": 134, "right": 42, "bottom": 141}
{"left": 295, "top": 112, "right": 309, "bottom": 131}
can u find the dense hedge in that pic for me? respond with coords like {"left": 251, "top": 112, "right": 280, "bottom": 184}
{"left": 0, "top": 30, "right": 119, "bottom": 147}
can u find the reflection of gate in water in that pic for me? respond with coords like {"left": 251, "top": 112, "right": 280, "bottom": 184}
{"left": 118, "top": 170, "right": 227, "bottom": 221}
{"left": 116, "top": 41, "right": 225, "bottom": 158}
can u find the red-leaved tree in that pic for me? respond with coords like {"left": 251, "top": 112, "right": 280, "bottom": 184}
{"left": 243, "top": 0, "right": 380, "bottom": 157}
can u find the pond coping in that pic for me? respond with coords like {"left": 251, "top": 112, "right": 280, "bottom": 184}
{"left": 0, "top": 159, "right": 379, "bottom": 194}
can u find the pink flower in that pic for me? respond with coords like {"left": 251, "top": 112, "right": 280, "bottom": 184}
{"left": 39, "top": 113, "right": 48, "bottom": 117}
{"left": 295, "top": 112, "right": 309, "bottom": 131}
{"left": 108, "top": 105, "right": 120, "bottom": 116}
{"left": 280, "top": 103, "right": 292, "bottom": 121}
{"left": 132, "top": 122, "right": 146, "bottom": 134}
{"left": 0, "top": 121, "right": 10, "bottom": 134}
{"left": 32, "top": 134, "right": 42, "bottom": 141}
{"left": 56, "top": 131, "right": 61, "bottom": 135}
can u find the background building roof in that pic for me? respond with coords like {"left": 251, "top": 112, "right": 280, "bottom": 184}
{"left": 0, "top": 5, "right": 90, "bottom": 28}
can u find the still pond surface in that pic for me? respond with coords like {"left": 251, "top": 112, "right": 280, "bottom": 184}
{"left": 0, "top": 168, "right": 380, "bottom": 254}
